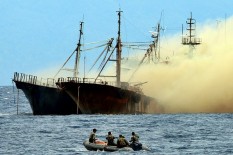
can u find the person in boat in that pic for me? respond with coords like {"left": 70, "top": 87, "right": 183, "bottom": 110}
{"left": 117, "top": 135, "right": 130, "bottom": 148}
{"left": 129, "top": 132, "right": 142, "bottom": 150}
{"left": 89, "top": 128, "right": 97, "bottom": 143}
{"left": 106, "top": 131, "right": 116, "bottom": 146}
{"left": 129, "top": 132, "right": 139, "bottom": 143}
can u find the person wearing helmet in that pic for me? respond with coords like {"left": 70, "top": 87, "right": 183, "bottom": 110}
{"left": 129, "top": 132, "right": 139, "bottom": 143}
{"left": 117, "top": 135, "right": 129, "bottom": 148}
{"left": 89, "top": 128, "right": 97, "bottom": 143}
{"left": 129, "top": 132, "right": 142, "bottom": 151}
{"left": 106, "top": 131, "right": 116, "bottom": 146}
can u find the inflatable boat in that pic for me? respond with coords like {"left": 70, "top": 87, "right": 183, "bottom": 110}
{"left": 83, "top": 139, "right": 150, "bottom": 152}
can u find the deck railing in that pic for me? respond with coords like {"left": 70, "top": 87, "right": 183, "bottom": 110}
{"left": 13, "top": 72, "right": 57, "bottom": 88}
{"left": 182, "top": 37, "right": 201, "bottom": 45}
{"left": 57, "top": 77, "right": 116, "bottom": 87}
{"left": 13, "top": 72, "right": 142, "bottom": 92}
{"left": 13, "top": 72, "right": 117, "bottom": 88}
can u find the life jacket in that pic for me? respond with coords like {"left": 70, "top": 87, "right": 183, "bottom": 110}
{"left": 89, "top": 132, "right": 96, "bottom": 143}
{"left": 131, "top": 135, "right": 139, "bottom": 143}
{"left": 118, "top": 137, "right": 127, "bottom": 146}
{"left": 107, "top": 135, "right": 114, "bottom": 143}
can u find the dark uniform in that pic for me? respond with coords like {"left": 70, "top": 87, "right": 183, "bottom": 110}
{"left": 89, "top": 128, "right": 97, "bottom": 143}
{"left": 117, "top": 135, "right": 130, "bottom": 148}
{"left": 106, "top": 132, "right": 116, "bottom": 146}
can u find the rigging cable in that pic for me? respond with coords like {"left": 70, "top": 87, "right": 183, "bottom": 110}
{"left": 82, "top": 43, "right": 108, "bottom": 52}
{"left": 82, "top": 39, "right": 111, "bottom": 45}
{"left": 53, "top": 49, "right": 76, "bottom": 78}
{"left": 88, "top": 45, "right": 108, "bottom": 73}
{"left": 88, "top": 38, "right": 114, "bottom": 73}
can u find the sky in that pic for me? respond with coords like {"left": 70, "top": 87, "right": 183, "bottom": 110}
{"left": 1, "top": 0, "right": 233, "bottom": 86}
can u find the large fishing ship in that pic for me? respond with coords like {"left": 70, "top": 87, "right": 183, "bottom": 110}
{"left": 12, "top": 22, "right": 85, "bottom": 115}
{"left": 13, "top": 10, "right": 164, "bottom": 114}
{"left": 13, "top": 74, "right": 78, "bottom": 115}
{"left": 56, "top": 10, "right": 163, "bottom": 114}
{"left": 12, "top": 22, "right": 86, "bottom": 115}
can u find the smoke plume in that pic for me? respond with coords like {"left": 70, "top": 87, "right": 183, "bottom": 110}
{"left": 131, "top": 16, "right": 233, "bottom": 113}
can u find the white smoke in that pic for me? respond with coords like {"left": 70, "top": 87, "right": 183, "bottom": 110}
{"left": 130, "top": 16, "right": 233, "bottom": 113}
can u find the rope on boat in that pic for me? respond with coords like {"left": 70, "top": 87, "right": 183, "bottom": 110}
{"left": 12, "top": 81, "right": 16, "bottom": 115}
{"left": 12, "top": 80, "right": 19, "bottom": 115}
{"left": 17, "top": 89, "right": 19, "bottom": 115}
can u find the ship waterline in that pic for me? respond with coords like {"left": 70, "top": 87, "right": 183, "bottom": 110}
{"left": 56, "top": 79, "right": 156, "bottom": 114}
{"left": 13, "top": 72, "right": 78, "bottom": 115}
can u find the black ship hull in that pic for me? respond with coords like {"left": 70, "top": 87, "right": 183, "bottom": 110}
{"left": 56, "top": 80, "right": 157, "bottom": 114}
{"left": 13, "top": 73, "right": 78, "bottom": 115}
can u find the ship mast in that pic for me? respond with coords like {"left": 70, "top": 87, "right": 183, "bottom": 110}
{"left": 127, "top": 22, "right": 161, "bottom": 82}
{"left": 116, "top": 10, "right": 122, "bottom": 87}
{"left": 151, "top": 23, "right": 161, "bottom": 63}
{"left": 53, "top": 21, "right": 84, "bottom": 79}
{"left": 182, "top": 13, "right": 201, "bottom": 58}
{"left": 74, "top": 21, "right": 84, "bottom": 77}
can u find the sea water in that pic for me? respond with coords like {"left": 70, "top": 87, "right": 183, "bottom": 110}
{"left": 0, "top": 86, "right": 233, "bottom": 155}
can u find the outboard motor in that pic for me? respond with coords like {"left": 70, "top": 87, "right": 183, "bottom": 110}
{"left": 131, "top": 142, "right": 142, "bottom": 151}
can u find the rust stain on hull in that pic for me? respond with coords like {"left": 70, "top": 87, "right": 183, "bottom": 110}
{"left": 57, "top": 82, "right": 155, "bottom": 114}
